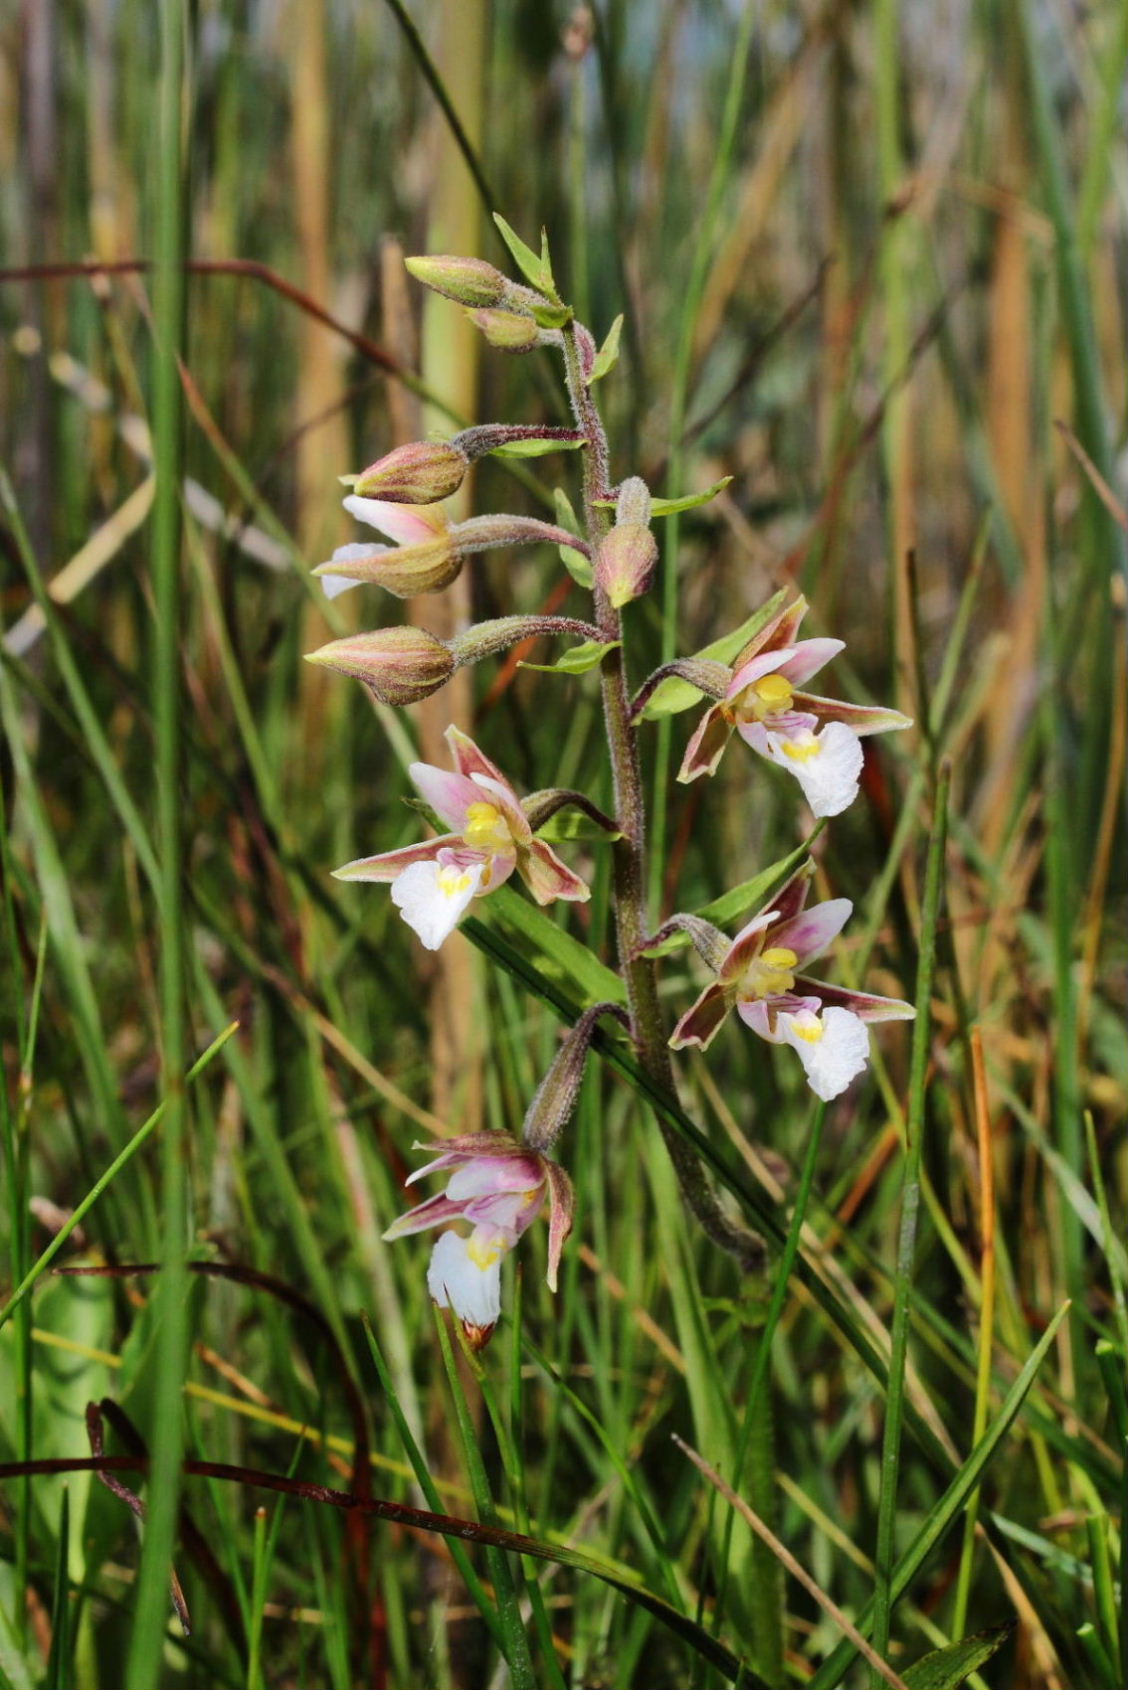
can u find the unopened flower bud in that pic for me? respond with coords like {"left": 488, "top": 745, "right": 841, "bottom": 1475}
{"left": 615, "top": 475, "right": 651, "bottom": 528}
{"left": 304, "top": 626, "right": 455, "bottom": 705}
{"left": 404, "top": 254, "right": 509, "bottom": 309}
{"left": 595, "top": 521, "right": 658, "bottom": 609}
{"left": 354, "top": 440, "right": 469, "bottom": 504}
{"left": 465, "top": 308, "right": 542, "bottom": 352}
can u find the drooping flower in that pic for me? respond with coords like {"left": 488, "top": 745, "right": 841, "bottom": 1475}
{"left": 384, "top": 1132, "right": 575, "bottom": 1349}
{"left": 315, "top": 498, "right": 584, "bottom": 601}
{"left": 316, "top": 496, "right": 457, "bottom": 600}
{"left": 333, "top": 725, "right": 590, "bottom": 949}
{"left": 678, "top": 595, "right": 911, "bottom": 816}
{"left": 669, "top": 865, "right": 914, "bottom": 1100}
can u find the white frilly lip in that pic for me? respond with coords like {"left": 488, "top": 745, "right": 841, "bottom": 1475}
{"left": 763, "top": 721, "right": 864, "bottom": 818}
{"left": 777, "top": 1006, "right": 870, "bottom": 1101}
{"left": 427, "top": 1231, "right": 501, "bottom": 1341}
{"left": 391, "top": 858, "right": 485, "bottom": 951}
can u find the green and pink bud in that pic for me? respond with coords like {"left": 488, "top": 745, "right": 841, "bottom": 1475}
{"left": 304, "top": 626, "right": 455, "bottom": 705}
{"left": 466, "top": 308, "right": 544, "bottom": 352}
{"left": 404, "top": 254, "right": 510, "bottom": 310}
{"left": 595, "top": 477, "right": 658, "bottom": 609}
{"left": 353, "top": 440, "right": 470, "bottom": 504}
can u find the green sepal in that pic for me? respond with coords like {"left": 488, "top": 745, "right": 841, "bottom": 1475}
{"left": 595, "top": 476, "right": 732, "bottom": 518}
{"left": 519, "top": 638, "right": 619, "bottom": 675}
{"left": 638, "top": 587, "right": 790, "bottom": 719}
{"left": 590, "top": 314, "right": 624, "bottom": 382}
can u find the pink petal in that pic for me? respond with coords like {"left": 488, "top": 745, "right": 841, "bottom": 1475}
{"left": 775, "top": 638, "right": 845, "bottom": 686}
{"left": 794, "top": 977, "right": 916, "bottom": 1022}
{"left": 729, "top": 595, "right": 809, "bottom": 671}
{"left": 343, "top": 494, "right": 447, "bottom": 546}
{"left": 445, "top": 1155, "right": 546, "bottom": 1200}
{"left": 771, "top": 898, "right": 852, "bottom": 967}
{"left": 382, "top": 1191, "right": 468, "bottom": 1240}
{"left": 669, "top": 981, "right": 733, "bottom": 1050}
{"left": 764, "top": 866, "right": 815, "bottom": 930}
{"left": 462, "top": 1188, "right": 546, "bottom": 1235}
{"left": 521, "top": 839, "right": 590, "bottom": 905}
{"left": 792, "top": 694, "right": 913, "bottom": 737}
{"left": 727, "top": 645, "right": 803, "bottom": 696}
{"left": 717, "top": 911, "right": 780, "bottom": 983}
{"left": 332, "top": 836, "right": 455, "bottom": 882}
{"left": 410, "top": 763, "right": 484, "bottom": 831}
{"left": 444, "top": 725, "right": 512, "bottom": 789}
{"left": 543, "top": 1160, "right": 575, "bottom": 1292}
{"left": 678, "top": 704, "right": 734, "bottom": 782}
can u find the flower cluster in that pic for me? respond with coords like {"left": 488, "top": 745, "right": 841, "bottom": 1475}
{"left": 309, "top": 230, "right": 916, "bottom": 1342}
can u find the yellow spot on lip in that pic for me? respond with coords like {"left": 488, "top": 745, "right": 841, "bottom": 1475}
{"left": 788, "top": 1015, "right": 824, "bottom": 1044}
{"left": 437, "top": 866, "right": 474, "bottom": 898}
{"left": 467, "top": 1235, "right": 504, "bottom": 1270}
{"left": 781, "top": 735, "right": 821, "bottom": 763}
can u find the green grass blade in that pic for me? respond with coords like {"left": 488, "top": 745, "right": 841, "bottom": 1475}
{"left": 870, "top": 761, "right": 950, "bottom": 1678}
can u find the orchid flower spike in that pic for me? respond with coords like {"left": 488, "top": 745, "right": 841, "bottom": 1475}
{"left": 333, "top": 725, "right": 590, "bottom": 950}
{"left": 669, "top": 864, "right": 914, "bottom": 1100}
{"left": 679, "top": 595, "right": 912, "bottom": 817}
{"left": 383, "top": 1132, "right": 575, "bottom": 1350}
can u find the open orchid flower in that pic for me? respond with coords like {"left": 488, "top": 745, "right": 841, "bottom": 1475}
{"left": 317, "top": 496, "right": 456, "bottom": 600}
{"left": 334, "top": 725, "right": 590, "bottom": 950}
{"left": 669, "top": 865, "right": 914, "bottom": 1100}
{"left": 384, "top": 1132, "right": 575, "bottom": 1349}
{"left": 678, "top": 596, "right": 911, "bottom": 817}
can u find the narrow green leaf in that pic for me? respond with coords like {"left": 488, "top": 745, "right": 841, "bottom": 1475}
{"left": 638, "top": 588, "right": 790, "bottom": 718}
{"left": 558, "top": 543, "right": 594, "bottom": 587}
{"left": 435, "top": 1312, "right": 537, "bottom": 1690}
{"left": 595, "top": 476, "right": 732, "bottom": 517}
{"left": 590, "top": 314, "right": 624, "bottom": 382}
{"left": 361, "top": 1318, "right": 504, "bottom": 1650}
{"left": 900, "top": 1623, "right": 1015, "bottom": 1689}
{"left": 470, "top": 888, "right": 625, "bottom": 1008}
{"left": 44, "top": 1491, "right": 70, "bottom": 1690}
{"left": 695, "top": 832, "right": 823, "bottom": 928}
{"left": 491, "top": 434, "right": 584, "bottom": 459}
{"left": 493, "top": 213, "right": 554, "bottom": 294}
{"left": 534, "top": 811, "right": 622, "bottom": 844}
{"left": 519, "top": 638, "right": 619, "bottom": 675}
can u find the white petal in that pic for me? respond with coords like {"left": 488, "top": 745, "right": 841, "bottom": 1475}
{"left": 765, "top": 721, "right": 863, "bottom": 817}
{"left": 391, "top": 858, "right": 484, "bottom": 950}
{"left": 318, "top": 573, "right": 363, "bottom": 601}
{"left": 778, "top": 1007, "right": 870, "bottom": 1101}
{"left": 427, "top": 1230, "right": 502, "bottom": 1332}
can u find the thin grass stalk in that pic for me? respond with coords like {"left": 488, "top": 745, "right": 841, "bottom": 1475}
{"left": 434, "top": 1311, "right": 538, "bottom": 1689}
{"left": 714, "top": 1102, "right": 826, "bottom": 1660}
{"left": 125, "top": 5, "right": 190, "bottom": 1676}
{"left": 869, "top": 759, "right": 950, "bottom": 1682}
{"left": 951, "top": 1028, "right": 998, "bottom": 1638}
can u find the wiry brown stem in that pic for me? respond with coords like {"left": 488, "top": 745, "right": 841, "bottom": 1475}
{"left": 561, "top": 325, "right": 764, "bottom": 1269}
